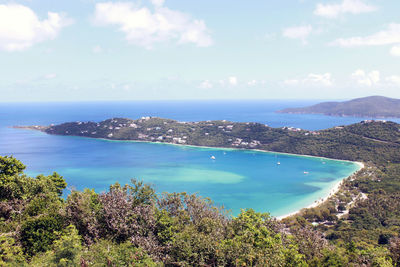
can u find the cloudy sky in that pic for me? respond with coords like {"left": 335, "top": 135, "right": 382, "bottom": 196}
{"left": 1, "top": 0, "right": 400, "bottom": 101}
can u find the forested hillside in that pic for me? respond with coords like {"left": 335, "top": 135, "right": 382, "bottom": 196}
{"left": 0, "top": 156, "right": 397, "bottom": 266}
{"left": 7, "top": 119, "right": 400, "bottom": 266}
{"left": 20, "top": 117, "right": 400, "bottom": 164}
{"left": 278, "top": 96, "right": 400, "bottom": 118}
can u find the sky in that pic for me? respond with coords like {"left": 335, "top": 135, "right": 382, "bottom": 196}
{"left": 0, "top": 0, "right": 400, "bottom": 101}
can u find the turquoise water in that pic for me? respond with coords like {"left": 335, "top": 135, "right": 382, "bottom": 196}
{"left": 1, "top": 126, "right": 360, "bottom": 217}
{"left": 0, "top": 100, "right": 371, "bottom": 216}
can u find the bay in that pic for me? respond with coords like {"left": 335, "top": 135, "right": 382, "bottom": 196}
{"left": 0, "top": 100, "right": 387, "bottom": 216}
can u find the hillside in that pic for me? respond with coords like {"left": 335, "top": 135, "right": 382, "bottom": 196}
{"left": 277, "top": 96, "right": 400, "bottom": 118}
{"left": 2, "top": 155, "right": 398, "bottom": 266}
{"left": 17, "top": 117, "right": 400, "bottom": 165}
{"left": 7, "top": 118, "right": 400, "bottom": 266}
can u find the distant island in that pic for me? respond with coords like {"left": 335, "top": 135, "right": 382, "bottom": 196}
{"left": 277, "top": 96, "right": 400, "bottom": 118}
{"left": 15, "top": 116, "right": 400, "bottom": 164}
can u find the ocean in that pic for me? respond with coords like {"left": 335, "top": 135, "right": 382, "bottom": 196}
{"left": 1, "top": 100, "right": 395, "bottom": 216}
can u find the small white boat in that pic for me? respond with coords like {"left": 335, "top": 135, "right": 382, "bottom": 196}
{"left": 304, "top": 171, "right": 309, "bottom": 174}
{"left": 277, "top": 162, "right": 281, "bottom": 165}
{"left": 211, "top": 156, "right": 216, "bottom": 160}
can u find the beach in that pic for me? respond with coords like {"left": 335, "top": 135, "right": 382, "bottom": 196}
{"left": 14, "top": 127, "right": 365, "bottom": 217}
{"left": 276, "top": 161, "right": 365, "bottom": 220}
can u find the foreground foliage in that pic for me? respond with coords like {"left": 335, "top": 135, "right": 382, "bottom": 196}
{"left": 1, "top": 156, "right": 399, "bottom": 266}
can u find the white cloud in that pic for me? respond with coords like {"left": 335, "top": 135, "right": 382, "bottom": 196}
{"left": 351, "top": 69, "right": 380, "bottom": 86}
{"left": 93, "top": 1, "right": 213, "bottom": 49}
{"left": 314, "top": 0, "right": 377, "bottom": 19}
{"left": 218, "top": 80, "right": 226, "bottom": 86}
{"left": 0, "top": 4, "right": 73, "bottom": 51}
{"left": 386, "top": 75, "right": 400, "bottom": 86}
{"left": 199, "top": 80, "right": 213, "bottom": 89}
{"left": 284, "top": 73, "right": 333, "bottom": 87}
{"left": 284, "top": 79, "right": 300, "bottom": 86}
{"left": 331, "top": 23, "right": 400, "bottom": 47}
{"left": 390, "top": 45, "right": 400, "bottom": 57}
{"left": 247, "top": 80, "right": 257, "bottom": 86}
{"left": 369, "top": 71, "right": 380, "bottom": 84}
{"left": 44, "top": 73, "right": 57, "bottom": 80}
{"left": 304, "top": 73, "right": 333, "bottom": 86}
{"left": 228, "top": 76, "right": 238, "bottom": 86}
{"left": 199, "top": 78, "right": 263, "bottom": 88}
{"left": 93, "top": 45, "right": 103, "bottom": 53}
{"left": 149, "top": 0, "right": 165, "bottom": 8}
{"left": 282, "top": 25, "right": 312, "bottom": 44}
{"left": 123, "top": 84, "right": 131, "bottom": 91}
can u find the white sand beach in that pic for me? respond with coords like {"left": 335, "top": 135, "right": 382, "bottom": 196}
{"left": 276, "top": 161, "right": 365, "bottom": 220}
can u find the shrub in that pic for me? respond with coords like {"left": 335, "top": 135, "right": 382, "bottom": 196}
{"left": 20, "top": 214, "right": 65, "bottom": 256}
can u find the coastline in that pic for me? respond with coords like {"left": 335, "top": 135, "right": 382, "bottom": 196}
{"left": 14, "top": 126, "right": 367, "bottom": 165}
{"left": 276, "top": 161, "right": 364, "bottom": 220}
{"left": 89, "top": 135, "right": 363, "bottom": 166}
{"left": 18, "top": 128, "right": 365, "bottom": 218}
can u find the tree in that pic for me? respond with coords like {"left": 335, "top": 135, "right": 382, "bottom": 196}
{"left": 30, "top": 225, "right": 82, "bottom": 267}
{"left": 390, "top": 236, "right": 400, "bottom": 267}
{"left": 100, "top": 181, "right": 161, "bottom": 257}
{"left": 291, "top": 226, "right": 329, "bottom": 262}
{"left": 316, "top": 248, "right": 349, "bottom": 267}
{"left": 0, "top": 156, "right": 25, "bottom": 177}
{"left": 65, "top": 189, "right": 102, "bottom": 245}
{"left": 38, "top": 172, "right": 67, "bottom": 196}
{"left": 219, "top": 209, "right": 305, "bottom": 266}
{"left": 81, "top": 240, "right": 159, "bottom": 267}
{"left": 0, "top": 156, "right": 67, "bottom": 201}
{"left": 20, "top": 214, "right": 65, "bottom": 256}
{"left": 0, "top": 156, "right": 27, "bottom": 200}
{"left": 0, "top": 236, "right": 25, "bottom": 265}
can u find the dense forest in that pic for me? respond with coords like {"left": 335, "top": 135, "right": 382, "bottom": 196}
{"left": 6, "top": 119, "right": 400, "bottom": 266}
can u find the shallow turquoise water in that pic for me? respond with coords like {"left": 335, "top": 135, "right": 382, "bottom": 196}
{"left": 0, "top": 126, "right": 360, "bottom": 217}
{"left": 0, "top": 100, "right": 372, "bottom": 216}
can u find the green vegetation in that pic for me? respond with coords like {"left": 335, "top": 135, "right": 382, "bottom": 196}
{"left": 20, "top": 116, "right": 400, "bottom": 165}
{"left": 278, "top": 96, "right": 400, "bottom": 118}
{"left": 10, "top": 118, "right": 400, "bottom": 266}
{"left": 0, "top": 156, "right": 399, "bottom": 266}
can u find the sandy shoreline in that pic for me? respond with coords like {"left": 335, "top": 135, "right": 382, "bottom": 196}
{"left": 276, "top": 161, "right": 365, "bottom": 220}
{"left": 98, "top": 136, "right": 364, "bottom": 165}
{"left": 19, "top": 129, "right": 366, "bottom": 218}
{"left": 22, "top": 127, "right": 364, "bottom": 165}
{"left": 61, "top": 135, "right": 367, "bottom": 219}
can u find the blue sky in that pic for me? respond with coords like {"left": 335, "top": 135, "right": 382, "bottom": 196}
{"left": 0, "top": 0, "right": 400, "bottom": 101}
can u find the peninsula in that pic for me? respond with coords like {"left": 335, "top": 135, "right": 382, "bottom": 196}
{"left": 277, "top": 95, "right": 400, "bottom": 118}
{"left": 16, "top": 117, "right": 400, "bottom": 165}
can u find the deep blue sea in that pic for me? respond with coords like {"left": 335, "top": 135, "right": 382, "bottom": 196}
{"left": 1, "top": 100, "right": 396, "bottom": 216}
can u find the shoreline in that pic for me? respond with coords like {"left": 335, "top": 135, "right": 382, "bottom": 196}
{"left": 16, "top": 128, "right": 365, "bottom": 218}
{"left": 73, "top": 133, "right": 364, "bottom": 166}
{"left": 13, "top": 126, "right": 365, "bottom": 165}
{"left": 276, "top": 161, "right": 364, "bottom": 220}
